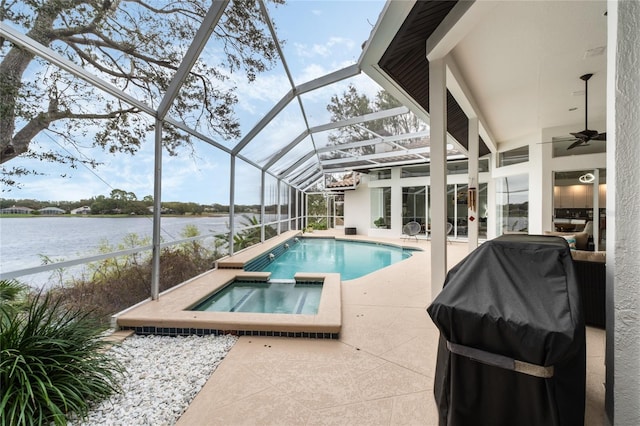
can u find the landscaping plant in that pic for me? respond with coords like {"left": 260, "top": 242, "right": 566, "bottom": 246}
{"left": 0, "top": 285, "right": 123, "bottom": 425}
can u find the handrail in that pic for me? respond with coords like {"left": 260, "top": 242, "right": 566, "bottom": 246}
{"left": 0, "top": 217, "right": 299, "bottom": 282}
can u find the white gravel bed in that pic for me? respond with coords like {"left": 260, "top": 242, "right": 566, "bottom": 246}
{"left": 69, "top": 334, "right": 238, "bottom": 426}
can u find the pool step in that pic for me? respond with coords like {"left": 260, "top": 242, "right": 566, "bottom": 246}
{"left": 230, "top": 288, "right": 256, "bottom": 312}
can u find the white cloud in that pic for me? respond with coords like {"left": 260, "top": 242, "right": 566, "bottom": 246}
{"left": 294, "top": 37, "right": 356, "bottom": 59}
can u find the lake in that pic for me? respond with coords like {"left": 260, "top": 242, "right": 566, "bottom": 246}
{"left": 0, "top": 216, "right": 235, "bottom": 289}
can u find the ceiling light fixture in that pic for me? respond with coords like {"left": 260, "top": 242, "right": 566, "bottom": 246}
{"left": 579, "top": 172, "right": 595, "bottom": 183}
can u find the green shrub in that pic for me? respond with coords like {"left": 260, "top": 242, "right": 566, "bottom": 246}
{"left": 53, "top": 227, "right": 220, "bottom": 325}
{"left": 0, "top": 290, "right": 123, "bottom": 425}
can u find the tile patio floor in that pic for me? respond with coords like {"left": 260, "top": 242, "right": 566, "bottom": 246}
{"left": 165, "top": 230, "right": 605, "bottom": 425}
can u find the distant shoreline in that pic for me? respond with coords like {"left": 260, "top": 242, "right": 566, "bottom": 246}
{"left": 0, "top": 213, "right": 230, "bottom": 219}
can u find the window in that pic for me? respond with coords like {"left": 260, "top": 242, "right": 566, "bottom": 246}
{"left": 553, "top": 169, "right": 606, "bottom": 249}
{"left": 402, "top": 186, "right": 427, "bottom": 228}
{"left": 552, "top": 139, "right": 606, "bottom": 158}
{"left": 478, "top": 183, "right": 488, "bottom": 239}
{"left": 479, "top": 158, "right": 490, "bottom": 173}
{"left": 447, "top": 160, "right": 468, "bottom": 175}
{"left": 370, "top": 187, "right": 391, "bottom": 228}
{"left": 401, "top": 165, "right": 430, "bottom": 178}
{"left": 498, "top": 146, "right": 529, "bottom": 167}
{"left": 370, "top": 169, "right": 391, "bottom": 181}
{"left": 496, "top": 174, "right": 529, "bottom": 234}
{"left": 447, "top": 184, "right": 468, "bottom": 237}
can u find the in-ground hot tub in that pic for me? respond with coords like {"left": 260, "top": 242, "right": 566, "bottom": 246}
{"left": 191, "top": 279, "right": 323, "bottom": 315}
{"left": 115, "top": 271, "right": 341, "bottom": 339}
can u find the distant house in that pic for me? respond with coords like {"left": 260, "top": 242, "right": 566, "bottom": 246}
{"left": 39, "top": 207, "right": 66, "bottom": 215}
{"left": 0, "top": 206, "right": 34, "bottom": 214}
{"left": 147, "top": 206, "right": 172, "bottom": 214}
{"left": 71, "top": 206, "right": 91, "bottom": 215}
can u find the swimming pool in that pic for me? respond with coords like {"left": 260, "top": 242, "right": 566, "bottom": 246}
{"left": 248, "top": 237, "right": 414, "bottom": 280}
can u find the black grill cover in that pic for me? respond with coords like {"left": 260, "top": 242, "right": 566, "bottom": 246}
{"left": 427, "top": 235, "right": 585, "bottom": 426}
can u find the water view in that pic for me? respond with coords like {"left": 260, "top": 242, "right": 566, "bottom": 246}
{"left": 0, "top": 216, "right": 231, "bottom": 288}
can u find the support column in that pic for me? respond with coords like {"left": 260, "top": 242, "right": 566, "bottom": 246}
{"left": 260, "top": 171, "right": 266, "bottom": 242}
{"left": 150, "top": 120, "right": 163, "bottom": 300}
{"left": 592, "top": 168, "right": 600, "bottom": 251}
{"left": 468, "top": 117, "right": 479, "bottom": 251}
{"left": 607, "top": 1, "right": 640, "bottom": 423}
{"left": 429, "top": 57, "right": 448, "bottom": 299}
{"left": 531, "top": 129, "right": 553, "bottom": 235}
{"left": 277, "top": 179, "right": 282, "bottom": 235}
{"left": 229, "top": 156, "right": 236, "bottom": 255}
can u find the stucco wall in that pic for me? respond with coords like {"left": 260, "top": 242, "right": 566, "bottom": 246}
{"left": 608, "top": 1, "right": 640, "bottom": 423}
{"left": 343, "top": 176, "right": 372, "bottom": 236}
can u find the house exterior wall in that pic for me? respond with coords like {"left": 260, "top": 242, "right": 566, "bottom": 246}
{"left": 607, "top": 1, "right": 640, "bottom": 423}
{"left": 343, "top": 175, "right": 371, "bottom": 236}
{"left": 344, "top": 169, "right": 490, "bottom": 239}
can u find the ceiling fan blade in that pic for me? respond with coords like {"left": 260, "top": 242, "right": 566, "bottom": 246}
{"left": 594, "top": 132, "right": 607, "bottom": 141}
{"left": 538, "top": 137, "right": 577, "bottom": 144}
{"left": 571, "top": 129, "right": 598, "bottom": 139}
{"left": 567, "top": 139, "right": 587, "bottom": 150}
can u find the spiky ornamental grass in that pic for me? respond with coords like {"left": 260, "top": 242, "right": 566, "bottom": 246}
{"left": 0, "top": 290, "right": 123, "bottom": 426}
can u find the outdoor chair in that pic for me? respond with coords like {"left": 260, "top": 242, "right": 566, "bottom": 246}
{"left": 446, "top": 222, "right": 453, "bottom": 244}
{"left": 402, "top": 221, "right": 422, "bottom": 241}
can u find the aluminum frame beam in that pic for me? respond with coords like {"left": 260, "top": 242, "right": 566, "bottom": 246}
{"left": 320, "top": 146, "right": 429, "bottom": 166}
{"left": 157, "top": 1, "right": 229, "bottom": 119}
{"left": 0, "top": 22, "right": 155, "bottom": 116}
{"left": 308, "top": 106, "right": 409, "bottom": 134}
{"left": 316, "top": 130, "right": 430, "bottom": 154}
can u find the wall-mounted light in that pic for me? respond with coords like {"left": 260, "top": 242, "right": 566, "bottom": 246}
{"left": 579, "top": 172, "right": 595, "bottom": 183}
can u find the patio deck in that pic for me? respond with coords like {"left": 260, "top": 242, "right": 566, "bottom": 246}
{"left": 124, "top": 230, "right": 605, "bottom": 425}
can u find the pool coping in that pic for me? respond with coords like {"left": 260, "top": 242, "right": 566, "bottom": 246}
{"left": 114, "top": 230, "right": 422, "bottom": 338}
{"left": 114, "top": 232, "right": 342, "bottom": 338}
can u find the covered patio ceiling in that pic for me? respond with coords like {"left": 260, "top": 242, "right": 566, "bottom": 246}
{"left": 361, "top": 0, "right": 608, "bottom": 156}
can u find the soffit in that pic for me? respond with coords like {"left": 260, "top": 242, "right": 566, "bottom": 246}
{"left": 370, "top": 0, "right": 608, "bottom": 151}
{"left": 376, "top": 0, "right": 490, "bottom": 157}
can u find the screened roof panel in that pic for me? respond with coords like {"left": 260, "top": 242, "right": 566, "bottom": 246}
{"left": 299, "top": 73, "right": 383, "bottom": 127}
{"left": 238, "top": 101, "right": 307, "bottom": 167}
{"left": 166, "top": 0, "right": 287, "bottom": 147}
{"left": 268, "top": 135, "right": 317, "bottom": 176}
{"left": 286, "top": 155, "right": 321, "bottom": 184}
{"left": 1, "top": 0, "right": 487, "bottom": 202}
{"left": 264, "top": 2, "right": 384, "bottom": 86}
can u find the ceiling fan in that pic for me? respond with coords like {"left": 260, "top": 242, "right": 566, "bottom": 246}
{"left": 556, "top": 73, "right": 607, "bottom": 150}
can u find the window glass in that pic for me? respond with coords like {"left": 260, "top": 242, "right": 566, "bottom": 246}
{"left": 447, "top": 160, "right": 468, "bottom": 175}
{"left": 553, "top": 169, "right": 606, "bottom": 249}
{"left": 498, "top": 146, "right": 529, "bottom": 167}
{"left": 402, "top": 186, "right": 427, "bottom": 230}
{"left": 446, "top": 184, "right": 468, "bottom": 237}
{"left": 307, "top": 193, "right": 329, "bottom": 230}
{"left": 401, "top": 165, "right": 430, "bottom": 178}
{"left": 370, "top": 187, "right": 391, "bottom": 229}
{"left": 496, "top": 174, "right": 529, "bottom": 234}
{"left": 478, "top": 182, "right": 488, "bottom": 239}
{"left": 334, "top": 195, "right": 345, "bottom": 227}
{"left": 551, "top": 138, "right": 606, "bottom": 158}
{"left": 479, "top": 158, "right": 490, "bottom": 173}
{"left": 369, "top": 169, "right": 391, "bottom": 181}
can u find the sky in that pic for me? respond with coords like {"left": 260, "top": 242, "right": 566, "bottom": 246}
{"left": 1, "top": 1, "right": 387, "bottom": 205}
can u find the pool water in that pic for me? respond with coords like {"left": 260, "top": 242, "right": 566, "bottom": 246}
{"left": 193, "top": 281, "right": 322, "bottom": 314}
{"left": 259, "top": 238, "right": 413, "bottom": 280}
